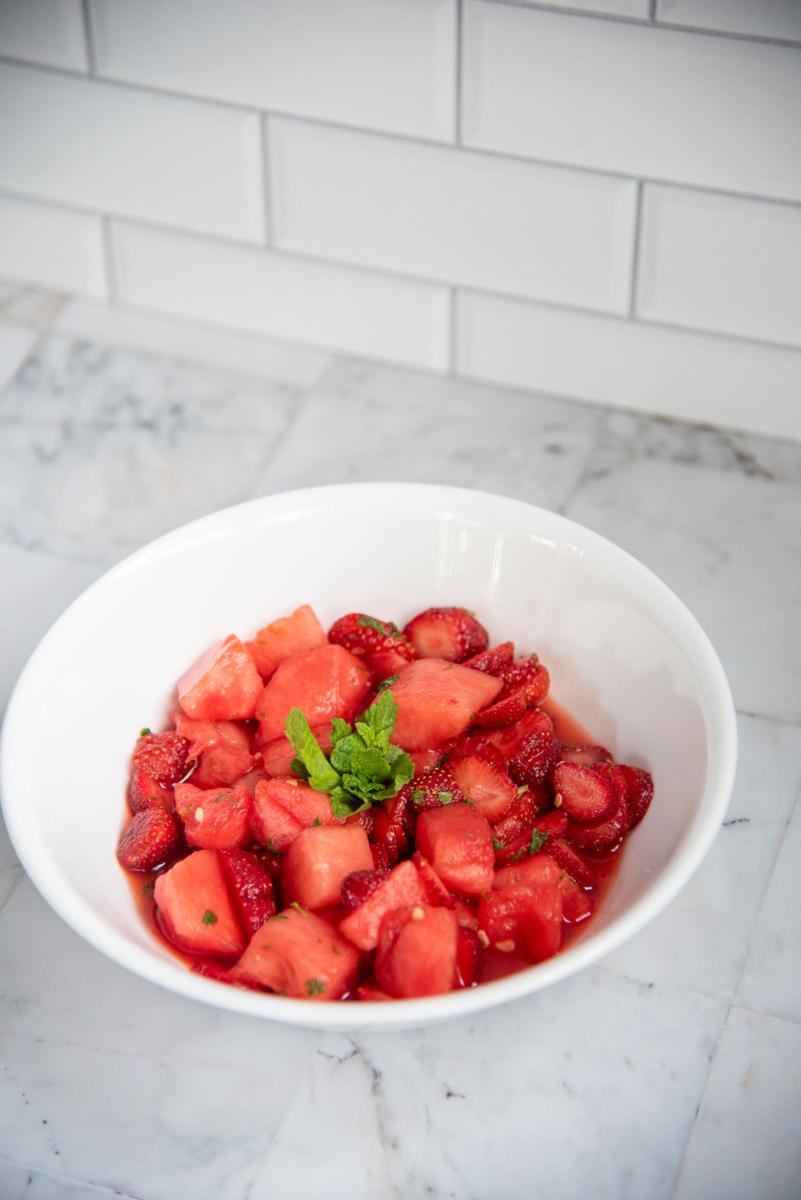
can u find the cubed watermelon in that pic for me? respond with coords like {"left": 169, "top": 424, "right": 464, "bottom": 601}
{"left": 173, "top": 713, "right": 254, "bottom": 788}
{"left": 389, "top": 659, "right": 503, "bottom": 751}
{"left": 477, "top": 883, "right": 563, "bottom": 962}
{"left": 246, "top": 604, "right": 327, "bottom": 679}
{"left": 375, "top": 905, "right": 458, "bottom": 998}
{"left": 415, "top": 802, "right": 495, "bottom": 897}
{"left": 254, "top": 644, "right": 371, "bottom": 743}
{"left": 229, "top": 908, "right": 359, "bottom": 1000}
{"left": 175, "top": 781, "right": 251, "bottom": 850}
{"left": 338, "top": 859, "right": 427, "bottom": 951}
{"left": 154, "top": 849, "right": 246, "bottom": 959}
{"left": 250, "top": 778, "right": 335, "bottom": 852}
{"left": 281, "top": 824, "right": 373, "bottom": 910}
{"left": 493, "top": 853, "right": 561, "bottom": 892}
{"left": 177, "top": 635, "right": 263, "bottom": 721}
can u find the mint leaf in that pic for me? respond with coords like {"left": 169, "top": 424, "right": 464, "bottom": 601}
{"left": 305, "top": 977, "right": 326, "bottom": 996}
{"left": 376, "top": 674, "right": 400, "bottom": 693}
{"left": 529, "top": 829, "right": 549, "bottom": 856}
{"left": 355, "top": 689, "right": 397, "bottom": 750}
{"left": 285, "top": 708, "right": 340, "bottom": 793}
{"left": 330, "top": 717, "right": 353, "bottom": 745}
{"left": 357, "top": 615, "right": 397, "bottom": 637}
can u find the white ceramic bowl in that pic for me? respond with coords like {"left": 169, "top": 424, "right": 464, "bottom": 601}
{"left": 0, "top": 484, "right": 737, "bottom": 1029}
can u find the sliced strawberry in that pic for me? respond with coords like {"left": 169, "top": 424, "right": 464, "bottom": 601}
{"left": 492, "top": 811, "right": 566, "bottom": 868}
{"left": 472, "top": 687, "right": 528, "bottom": 728}
{"left": 412, "top": 851, "right": 455, "bottom": 909}
{"left": 340, "top": 868, "right": 389, "bottom": 915}
{"left": 372, "top": 793, "right": 412, "bottom": 867}
{"left": 449, "top": 744, "right": 516, "bottom": 822}
{"left": 491, "top": 787, "right": 543, "bottom": 849}
{"left": 345, "top": 807, "right": 375, "bottom": 839}
{"left": 338, "top": 859, "right": 427, "bottom": 951}
{"left": 371, "top": 843, "right": 391, "bottom": 872}
{"left": 566, "top": 802, "right": 628, "bottom": 854}
{"left": 546, "top": 838, "right": 597, "bottom": 888}
{"left": 117, "top": 809, "right": 181, "bottom": 872}
{"left": 483, "top": 708, "right": 558, "bottom": 759}
{"left": 133, "top": 731, "right": 190, "bottom": 786}
{"left": 455, "top": 925, "right": 481, "bottom": 988}
{"left": 128, "top": 762, "right": 175, "bottom": 814}
{"left": 462, "top": 642, "right": 514, "bottom": 676}
{"left": 398, "top": 765, "right": 464, "bottom": 813}
{"left": 508, "top": 725, "right": 561, "bottom": 787}
{"left": 403, "top": 606, "right": 489, "bottom": 662}
{"left": 219, "top": 848, "right": 275, "bottom": 933}
{"left": 552, "top": 761, "right": 618, "bottom": 824}
{"left": 618, "top": 764, "right": 654, "bottom": 830}
{"left": 499, "top": 655, "right": 550, "bottom": 706}
{"left": 560, "top": 744, "right": 612, "bottom": 767}
{"left": 328, "top": 612, "right": 417, "bottom": 675}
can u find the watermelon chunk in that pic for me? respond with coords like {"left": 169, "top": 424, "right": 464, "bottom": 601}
{"left": 477, "top": 883, "right": 563, "bottom": 962}
{"left": 415, "top": 802, "right": 495, "bottom": 897}
{"left": 154, "top": 849, "right": 246, "bottom": 959}
{"left": 250, "top": 778, "right": 335, "bottom": 852}
{"left": 389, "top": 659, "right": 502, "bottom": 751}
{"left": 229, "top": 908, "right": 359, "bottom": 1000}
{"left": 177, "top": 635, "right": 263, "bottom": 721}
{"left": 375, "top": 905, "right": 459, "bottom": 998}
{"left": 246, "top": 604, "right": 327, "bottom": 680}
{"left": 493, "top": 853, "right": 562, "bottom": 893}
{"left": 254, "top": 644, "right": 371, "bottom": 743}
{"left": 175, "top": 782, "right": 251, "bottom": 850}
{"left": 338, "top": 859, "right": 426, "bottom": 951}
{"left": 173, "top": 712, "right": 254, "bottom": 788}
{"left": 281, "top": 824, "right": 373, "bottom": 910}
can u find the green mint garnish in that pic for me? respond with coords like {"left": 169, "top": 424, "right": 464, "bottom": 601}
{"left": 529, "top": 829, "right": 549, "bottom": 856}
{"left": 437, "top": 791, "right": 454, "bottom": 805}
{"left": 376, "top": 674, "right": 400, "bottom": 693}
{"left": 509, "top": 848, "right": 525, "bottom": 863}
{"left": 305, "top": 978, "right": 326, "bottom": 996}
{"left": 265, "top": 839, "right": 282, "bottom": 855}
{"left": 357, "top": 616, "right": 397, "bottom": 637}
{"left": 290, "top": 901, "right": 310, "bottom": 917}
{"left": 492, "top": 838, "right": 503, "bottom": 852}
{"left": 139, "top": 727, "right": 152, "bottom": 737}
{"left": 285, "top": 691, "right": 414, "bottom": 820}
{"left": 202, "top": 910, "right": 217, "bottom": 925}
{"left": 313, "top": 817, "right": 321, "bottom": 827}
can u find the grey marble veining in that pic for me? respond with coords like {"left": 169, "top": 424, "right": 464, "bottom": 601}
{"left": 1, "top": 283, "right": 800, "bottom": 1200}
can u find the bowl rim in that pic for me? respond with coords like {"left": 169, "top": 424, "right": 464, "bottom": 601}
{"left": 0, "top": 482, "right": 738, "bottom": 1028}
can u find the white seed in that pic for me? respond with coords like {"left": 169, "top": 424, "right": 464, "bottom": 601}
{"left": 411, "top": 906, "right": 425, "bottom": 921}
{"left": 477, "top": 929, "right": 490, "bottom": 949}
{"left": 516, "top": 785, "right": 528, "bottom": 796}
{"left": 194, "top": 807, "right": 205, "bottom": 823}
{"left": 495, "top": 939, "right": 515, "bottom": 953}
{"left": 554, "top": 793, "right": 563, "bottom": 808}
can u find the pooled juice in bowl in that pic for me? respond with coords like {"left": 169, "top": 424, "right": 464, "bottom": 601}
{"left": 118, "top": 604, "right": 653, "bottom": 1002}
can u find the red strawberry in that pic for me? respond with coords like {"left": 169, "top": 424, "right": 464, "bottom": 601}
{"left": 449, "top": 745, "right": 516, "bottom": 822}
{"left": 500, "top": 655, "right": 550, "bottom": 705}
{"left": 508, "top": 725, "right": 561, "bottom": 787}
{"left": 455, "top": 925, "right": 481, "bottom": 988}
{"left": 403, "top": 606, "right": 489, "bottom": 662}
{"left": 128, "top": 763, "right": 175, "bottom": 814}
{"left": 483, "top": 707, "right": 557, "bottom": 759}
{"left": 546, "top": 837, "right": 597, "bottom": 888}
{"left": 117, "top": 809, "right": 181, "bottom": 872}
{"left": 219, "top": 848, "right": 275, "bottom": 933}
{"left": 192, "top": 959, "right": 237, "bottom": 984}
{"left": 565, "top": 803, "right": 627, "bottom": 854}
{"left": 462, "top": 642, "right": 515, "bottom": 676}
{"left": 560, "top": 744, "right": 612, "bottom": 767}
{"left": 492, "top": 810, "right": 568, "bottom": 868}
{"left": 328, "top": 613, "right": 417, "bottom": 679}
{"left": 472, "top": 688, "right": 529, "bottom": 728}
{"left": 533, "top": 810, "right": 569, "bottom": 839}
{"left": 340, "top": 868, "right": 390, "bottom": 914}
{"left": 371, "top": 843, "right": 391, "bottom": 872}
{"left": 618, "top": 764, "right": 654, "bottom": 830}
{"left": 133, "top": 731, "right": 191, "bottom": 786}
{"left": 552, "top": 761, "right": 618, "bottom": 824}
{"left": 491, "top": 787, "right": 544, "bottom": 849}
{"left": 398, "top": 765, "right": 465, "bottom": 813}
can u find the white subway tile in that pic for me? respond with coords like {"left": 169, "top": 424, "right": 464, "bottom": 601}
{"left": 91, "top": 0, "right": 456, "bottom": 142}
{"left": 111, "top": 222, "right": 449, "bottom": 370}
{"left": 457, "top": 291, "right": 801, "bottom": 441}
{"left": 463, "top": 2, "right": 801, "bottom": 203}
{"left": 0, "top": 0, "right": 87, "bottom": 71}
{"left": 0, "top": 194, "right": 106, "bottom": 298}
{"left": 637, "top": 186, "right": 801, "bottom": 349}
{"left": 270, "top": 118, "right": 636, "bottom": 314}
{"left": 657, "top": 0, "right": 801, "bottom": 42}
{"left": 516, "top": 0, "right": 649, "bottom": 14}
{"left": 0, "top": 64, "right": 263, "bottom": 241}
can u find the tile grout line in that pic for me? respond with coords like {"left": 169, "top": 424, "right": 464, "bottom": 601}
{"left": 669, "top": 999, "right": 732, "bottom": 1200}
{"left": 628, "top": 180, "right": 645, "bottom": 317}
{"left": 454, "top": 0, "right": 464, "bottom": 146}
{"left": 2, "top": 58, "right": 801, "bottom": 214}
{"left": 80, "top": 0, "right": 98, "bottom": 75}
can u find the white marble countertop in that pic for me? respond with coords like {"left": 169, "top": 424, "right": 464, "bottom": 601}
{"left": 0, "top": 280, "right": 799, "bottom": 1200}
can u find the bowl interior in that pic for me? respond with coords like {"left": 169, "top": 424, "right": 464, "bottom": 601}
{"left": 1, "top": 485, "right": 735, "bottom": 1027}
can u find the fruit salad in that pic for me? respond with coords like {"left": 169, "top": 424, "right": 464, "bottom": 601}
{"left": 117, "top": 604, "right": 653, "bottom": 1002}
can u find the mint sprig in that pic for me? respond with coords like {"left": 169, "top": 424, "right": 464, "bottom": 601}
{"left": 285, "top": 690, "right": 414, "bottom": 819}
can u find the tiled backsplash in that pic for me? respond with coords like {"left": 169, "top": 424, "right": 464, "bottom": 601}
{"left": 1, "top": 0, "right": 800, "bottom": 440}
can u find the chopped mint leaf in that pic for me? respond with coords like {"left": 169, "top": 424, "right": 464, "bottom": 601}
{"left": 410, "top": 788, "right": 426, "bottom": 806}
{"left": 492, "top": 838, "right": 503, "bottom": 851}
{"left": 509, "top": 848, "right": 525, "bottom": 863}
{"left": 313, "top": 817, "right": 321, "bottom": 827}
{"left": 305, "top": 978, "right": 326, "bottom": 996}
{"left": 285, "top": 708, "right": 340, "bottom": 793}
{"left": 141, "top": 881, "right": 155, "bottom": 895}
{"left": 139, "top": 727, "right": 152, "bottom": 737}
{"left": 529, "top": 829, "right": 549, "bottom": 856}
{"left": 437, "top": 791, "right": 454, "bottom": 805}
{"left": 290, "top": 901, "right": 310, "bottom": 917}
{"left": 272, "top": 914, "right": 289, "bottom": 921}
{"left": 331, "top": 717, "right": 353, "bottom": 745}
{"left": 357, "top": 615, "right": 397, "bottom": 637}
{"left": 265, "top": 839, "right": 282, "bottom": 855}
{"left": 376, "top": 674, "right": 400, "bottom": 693}
{"left": 202, "top": 910, "right": 217, "bottom": 925}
